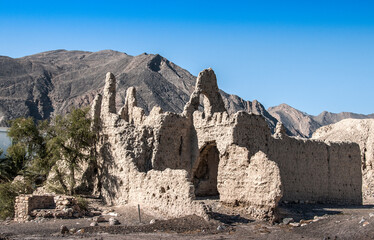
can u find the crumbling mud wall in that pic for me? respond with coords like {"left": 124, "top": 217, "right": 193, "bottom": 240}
{"left": 312, "top": 119, "right": 374, "bottom": 201}
{"left": 92, "top": 73, "right": 207, "bottom": 220}
{"left": 90, "top": 69, "right": 362, "bottom": 222}
{"left": 218, "top": 148, "right": 282, "bottom": 220}
{"left": 228, "top": 112, "right": 362, "bottom": 205}
{"left": 269, "top": 136, "right": 362, "bottom": 204}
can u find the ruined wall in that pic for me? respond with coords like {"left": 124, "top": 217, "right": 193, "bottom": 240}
{"left": 151, "top": 113, "right": 194, "bottom": 172}
{"left": 93, "top": 73, "right": 207, "bottom": 220}
{"left": 231, "top": 112, "right": 362, "bottom": 204}
{"left": 91, "top": 68, "right": 362, "bottom": 222}
{"left": 14, "top": 195, "right": 82, "bottom": 222}
{"left": 312, "top": 119, "right": 374, "bottom": 201}
{"left": 218, "top": 147, "right": 282, "bottom": 220}
{"left": 128, "top": 169, "right": 206, "bottom": 218}
{"left": 191, "top": 108, "right": 361, "bottom": 217}
{"left": 269, "top": 137, "right": 362, "bottom": 204}
{"left": 96, "top": 118, "right": 207, "bottom": 219}
{"left": 15, "top": 195, "right": 55, "bottom": 222}
{"left": 192, "top": 111, "right": 235, "bottom": 155}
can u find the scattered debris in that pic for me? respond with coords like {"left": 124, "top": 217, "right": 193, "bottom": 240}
{"left": 217, "top": 225, "right": 226, "bottom": 231}
{"left": 109, "top": 217, "right": 120, "bottom": 225}
{"left": 289, "top": 222, "right": 300, "bottom": 227}
{"left": 283, "top": 218, "right": 294, "bottom": 225}
{"left": 60, "top": 225, "right": 69, "bottom": 234}
{"left": 90, "top": 222, "right": 98, "bottom": 226}
{"left": 93, "top": 216, "right": 106, "bottom": 223}
{"left": 107, "top": 212, "right": 118, "bottom": 217}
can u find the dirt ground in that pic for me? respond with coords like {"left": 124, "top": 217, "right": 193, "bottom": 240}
{"left": 1, "top": 203, "right": 374, "bottom": 240}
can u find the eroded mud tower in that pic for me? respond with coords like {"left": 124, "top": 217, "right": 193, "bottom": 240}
{"left": 90, "top": 69, "right": 362, "bottom": 221}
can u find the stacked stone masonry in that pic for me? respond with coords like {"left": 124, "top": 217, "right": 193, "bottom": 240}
{"left": 14, "top": 195, "right": 83, "bottom": 222}
{"left": 90, "top": 69, "right": 362, "bottom": 221}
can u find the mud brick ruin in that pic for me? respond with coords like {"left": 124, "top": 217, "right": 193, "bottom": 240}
{"left": 86, "top": 68, "right": 362, "bottom": 221}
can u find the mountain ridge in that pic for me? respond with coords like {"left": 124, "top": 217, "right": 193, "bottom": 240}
{"left": 1, "top": 49, "right": 372, "bottom": 137}
{"left": 268, "top": 103, "right": 374, "bottom": 138}
{"left": 0, "top": 49, "right": 278, "bottom": 131}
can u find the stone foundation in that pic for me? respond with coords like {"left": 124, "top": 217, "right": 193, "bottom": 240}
{"left": 14, "top": 195, "right": 83, "bottom": 222}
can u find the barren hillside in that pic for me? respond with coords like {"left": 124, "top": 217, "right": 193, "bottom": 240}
{"left": 0, "top": 50, "right": 277, "bottom": 131}
{"left": 269, "top": 104, "right": 374, "bottom": 138}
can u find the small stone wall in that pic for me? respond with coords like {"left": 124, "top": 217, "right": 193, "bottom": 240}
{"left": 14, "top": 195, "right": 55, "bottom": 222}
{"left": 14, "top": 195, "right": 83, "bottom": 222}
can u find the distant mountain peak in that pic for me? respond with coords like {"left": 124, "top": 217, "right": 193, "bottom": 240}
{"left": 5, "top": 49, "right": 368, "bottom": 137}
{"left": 147, "top": 54, "right": 163, "bottom": 72}
{"left": 268, "top": 103, "right": 374, "bottom": 138}
{"left": 0, "top": 49, "right": 277, "bottom": 132}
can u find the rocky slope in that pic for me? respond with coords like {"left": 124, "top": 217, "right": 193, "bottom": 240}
{"left": 2, "top": 49, "right": 371, "bottom": 137}
{"left": 268, "top": 104, "right": 374, "bottom": 138}
{"left": 314, "top": 111, "right": 374, "bottom": 126}
{"left": 312, "top": 119, "right": 374, "bottom": 199}
{"left": 0, "top": 50, "right": 277, "bottom": 130}
{"left": 268, "top": 104, "right": 321, "bottom": 138}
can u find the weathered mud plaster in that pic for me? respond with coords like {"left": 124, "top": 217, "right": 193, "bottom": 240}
{"left": 312, "top": 119, "right": 374, "bottom": 200}
{"left": 90, "top": 69, "right": 362, "bottom": 221}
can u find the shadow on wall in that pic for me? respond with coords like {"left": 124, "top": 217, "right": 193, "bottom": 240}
{"left": 192, "top": 141, "right": 220, "bottom": 198}
{"left": 98, "top": 141, "right": 121, "bottom": 204}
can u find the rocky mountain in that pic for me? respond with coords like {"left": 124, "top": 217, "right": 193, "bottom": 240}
{"left": 314, "top": 111, "right": 374, "bottom": 126}
{"left": 268, "top": 104, "right": 374, "bottom": 138}
{"left": 0, "top": 50, "right": 277, "bottom": 131}
{"left": 268, "top": 104, "right": 321, "bottom": 138}
{"left": 312, "top": 119, "right": 374, "bottom": 199}
{"left": 3, "top": 49, "right": 371, "bottom": 137}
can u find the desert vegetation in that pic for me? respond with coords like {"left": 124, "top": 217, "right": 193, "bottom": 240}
{"left": 0, "top": 108, "right": 96, "bottom": 219}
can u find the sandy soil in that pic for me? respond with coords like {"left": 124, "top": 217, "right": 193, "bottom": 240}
{"left": 1, "top": 203, "right": 374, "bottom": 240}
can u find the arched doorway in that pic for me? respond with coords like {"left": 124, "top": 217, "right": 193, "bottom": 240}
{"left": 192, "top": 142, "right": 220, "bottom": 198}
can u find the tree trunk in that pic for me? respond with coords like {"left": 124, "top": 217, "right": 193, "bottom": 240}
{"left": 55, "top": 168, "right": 68, "bottom": 194}
{"left": 69, "top": 164, "right": 75, "bottom": 195}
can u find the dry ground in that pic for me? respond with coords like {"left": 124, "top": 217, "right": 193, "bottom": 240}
{"left": 1, "top": 203, "right": 374, "bottom": 240}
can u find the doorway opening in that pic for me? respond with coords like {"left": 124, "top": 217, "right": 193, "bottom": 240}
{"left": 193, "top": 142, "right": 220, "bottom": 198}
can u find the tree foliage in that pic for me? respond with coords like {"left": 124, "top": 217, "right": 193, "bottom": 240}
{"left": 0, "top": 149, "right": 15, "bottom": 183}
{"left": 46, "top": 107, "right": 95, "bottom": 195}
{"left": 3, "top": 107, "right": 95, "bottom": 195}
{"left": 0, "top": 181, "right": 32, "bottom": 219}
{"left": 6, "top": 117, "right": 48, "bottom": 180}
{"left": 0, "top": 107, "right": 95, "bottom": 219}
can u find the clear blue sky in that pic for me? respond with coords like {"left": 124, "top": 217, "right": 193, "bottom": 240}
{"left": 0, "top": 0, "right": 373, "bottom": 115}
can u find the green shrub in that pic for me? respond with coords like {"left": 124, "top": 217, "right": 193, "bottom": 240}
{"left": 0, "top": 181, "right": 32, "bottom": 220}
{"left": 75, "top": 196, "right": 89, "bottom": 212}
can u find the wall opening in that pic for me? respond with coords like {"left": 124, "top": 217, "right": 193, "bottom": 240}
{"left": 193, "top": 142, "right": 220, "bottom": 198}
{"left": 198, "top": 93, "right": 212, "bottom": 118}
